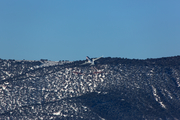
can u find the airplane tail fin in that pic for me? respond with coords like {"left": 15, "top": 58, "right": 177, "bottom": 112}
{"left": 86, "top": 56, "right": 90, "bottom": 60}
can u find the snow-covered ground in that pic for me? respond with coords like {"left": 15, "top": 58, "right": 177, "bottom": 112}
{"left": 0, "top": 57, "right": 180, "bottom": 119}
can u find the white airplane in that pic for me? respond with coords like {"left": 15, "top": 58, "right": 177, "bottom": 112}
{"left": 81, "top": 56, "right": 103, "bottom": 65}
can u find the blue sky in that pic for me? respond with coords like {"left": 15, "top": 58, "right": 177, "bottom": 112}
{"left": 0, "top": 0, "right": 180, "bottom": 61}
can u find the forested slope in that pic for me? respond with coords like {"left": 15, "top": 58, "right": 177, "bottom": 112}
{"left": 0, "top": 56, "right": 180, "bottom": 119}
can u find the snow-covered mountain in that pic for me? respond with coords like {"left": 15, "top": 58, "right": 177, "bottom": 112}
{"left": 0, "top": 56, "right": 180, "bottom": 119}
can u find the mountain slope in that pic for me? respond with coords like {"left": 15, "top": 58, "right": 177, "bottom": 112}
{"left": 0, "top": 56, "right": 180, "bottom": 119}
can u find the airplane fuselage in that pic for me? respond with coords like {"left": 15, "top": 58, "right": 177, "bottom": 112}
{"left": 86, "top": 56, "right": 95, "bottom": 65}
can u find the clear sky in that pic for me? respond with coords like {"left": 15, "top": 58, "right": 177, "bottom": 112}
{"left": 0, "top": 1, "right": 180, "bottom": 61}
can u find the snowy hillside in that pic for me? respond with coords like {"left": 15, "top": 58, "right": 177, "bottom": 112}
{"left": 0, "top": 56, "right": 180, "bottom": 119}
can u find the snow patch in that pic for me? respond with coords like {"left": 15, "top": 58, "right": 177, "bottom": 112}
{"left": 152, "top": 85, "right": 166, "bottom": 109}
{"left": 53, "top": 111, "right": 61, "bottom": 115}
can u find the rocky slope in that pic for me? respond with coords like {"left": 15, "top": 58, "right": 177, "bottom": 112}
{"left": 0, "top": 56, "right": 180, "bottom": 120}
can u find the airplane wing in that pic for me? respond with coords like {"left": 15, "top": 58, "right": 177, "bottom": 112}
{"left": 80, "top": 61, "right": 90, "bottom": 65}
{"left": 92, "top": 56, "right": 103, "bottom": 61}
